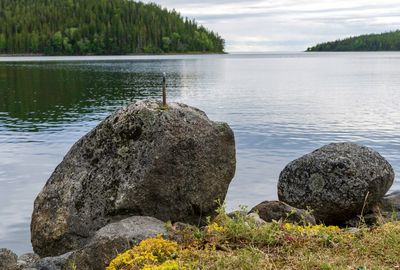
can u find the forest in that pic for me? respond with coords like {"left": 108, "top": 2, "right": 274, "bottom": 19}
{"left": 0, "top": 0, "right": 225, "bottom": 55}
{"left": 307, "top": 30, "right": 400, "bottom": 51}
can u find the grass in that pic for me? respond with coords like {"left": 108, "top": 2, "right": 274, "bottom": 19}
{"left": 106, "top": 206, "right": 400, "bottom": 270}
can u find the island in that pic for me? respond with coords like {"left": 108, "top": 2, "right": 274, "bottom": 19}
{"left": 0, "top": 0, "right": 224, "bottom": 55}
{"left": 306, "top": 30, "right": 400, "bottom": 51}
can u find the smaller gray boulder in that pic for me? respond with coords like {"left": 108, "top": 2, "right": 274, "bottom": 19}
{"left": 64, "top": 216, "right": 166, "bottom": 270}
{"left": 278, "top": 143, "right": 394, "bottom": 224}
{"left": 249, "top": 201, "right": 316, "bottom": 225}
{"left": 0, "top": 248, "right": 18, "bottom": 270}
{"left": 35, "top": 216, "right": 166, "bottom": 270}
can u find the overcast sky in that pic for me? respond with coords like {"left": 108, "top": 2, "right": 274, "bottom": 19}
{"left": 143, "top": 0, "right": 400, "bottom": 52}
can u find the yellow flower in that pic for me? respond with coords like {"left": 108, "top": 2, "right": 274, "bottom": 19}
{"left": 206, "top": 222, "right": 225, "bottom": 233}
{"left": 142, "top": 260, "right": 180, "bottom": 270}
{"left": 283, "top": 222, "right": 354, "bottom": 243}
{"left": 107, "top": 236, "right": 179, "bottom": 270}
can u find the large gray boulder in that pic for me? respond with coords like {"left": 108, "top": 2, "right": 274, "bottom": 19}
{"left": 278, "top": 143, "right": 394, "bottom": 224}
{"left": 31, "top": 101, "right": 236, "bottom": 257}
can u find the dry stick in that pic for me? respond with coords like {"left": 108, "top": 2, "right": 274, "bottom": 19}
{"left": 359, "top": 191, "right": 370, "bottom": 226}
{"left": 361, "top": 191, "right": 370, "bottom": 217}
{"left": 162, "top": 72, "right": 167, "bottom": 106}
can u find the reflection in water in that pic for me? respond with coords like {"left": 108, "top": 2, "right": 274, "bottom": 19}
{"left": 0, "top": 53, "right": 400, "bottom": 254}
{"left": 0, "top": 62, "right": 168, "bottom": 129}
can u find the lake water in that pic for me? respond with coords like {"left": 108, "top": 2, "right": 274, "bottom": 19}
{"left": 0, "top": 52, "right": 399, "bottom": 254}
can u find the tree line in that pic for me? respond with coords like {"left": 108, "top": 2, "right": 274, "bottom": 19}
{"left": 307, "top": 30, "right": 400, "bottom": 51}
{"left": 0, "top": 0, "right": 225, "bottom": 55}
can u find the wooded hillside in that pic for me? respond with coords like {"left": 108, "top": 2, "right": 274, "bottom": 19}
{"left": 307, "top": 31, "right": 400, "bottom": 51}
{"left": 0, "top": 0, "right": 225, "bottom": 55}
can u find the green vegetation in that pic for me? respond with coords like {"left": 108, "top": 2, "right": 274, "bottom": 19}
{"left": 307, "top": 30, "right": 400, "bottom": 51}
{"left": 0, "top": 0, "right": 224, "bottom": 55}
{"left": 106, "top": 206, "right": 400, "bottom": 269}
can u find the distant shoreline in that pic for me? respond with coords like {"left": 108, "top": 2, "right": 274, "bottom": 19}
{"left": 0, "top": 52, "right": 227, "bottom": 57}
{"left": 0, "top": 53, "right": 228, "bottom": 63}
{"left": 305, "top": 50, "right": 400, "bottom": 52}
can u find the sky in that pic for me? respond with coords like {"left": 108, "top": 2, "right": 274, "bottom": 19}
{"left": 143, "top": 0, "right": 400, "bottom": 52}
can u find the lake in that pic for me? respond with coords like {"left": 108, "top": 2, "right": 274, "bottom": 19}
{"left": 1, "top": 52, "right": 399, "bottom": 254}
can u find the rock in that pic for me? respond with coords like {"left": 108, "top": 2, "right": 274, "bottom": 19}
{"left": 31, "top": 101, "right": 236, "bottom": 257}
{"left": 343, "top": 212, "right": 381, "bottom": 227}
{"left": 370, "top": 190, "right": 400, "bottom": 222}
{"left": 35, "top": 216, "right": 165, "bottom": 270}
{"left": 249, "top": 201, "right": 316, "bottom": 225}
{"left": 90, "top": 216, "right": 166, "bottom": 246}
{"left": 227, "top": 210, "right": 247, "bottom": 219}
{"left": 380, "top": 191, "right": 400, "bottom": 213}
{"left": 347, "top": 227, "right": 360, "bottom": 234}
{"left": 344, "top": 200, "right": 400, "bottom": 227}
{"left": 278, "top": 143, "right": 394, "bottom": 224}
{"left": 49, "top": 216, "right": 166, "bottom": 270}
{"left": 0, "top": 248, "right": 18, "bottom": 270}
{"left": 35, "top": 252, "right": 73, "bottom": 270}
{"left": 246, "top": 213, "right": 267, "bottom": 226}
{"left": 17, "top": 253, "right": 40, "bottom": 269}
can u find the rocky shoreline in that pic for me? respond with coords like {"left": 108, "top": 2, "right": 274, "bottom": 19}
{"left": 1, "top": 100, "right": 399, "bottom": 270}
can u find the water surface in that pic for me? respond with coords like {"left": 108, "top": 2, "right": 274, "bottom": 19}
{"left": 1, "top": 53, "right": 399, "bottom": 254}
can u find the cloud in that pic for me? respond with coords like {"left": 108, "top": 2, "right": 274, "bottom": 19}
{"left": 143, "top": 0, "right": 400, "bottom": 52}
